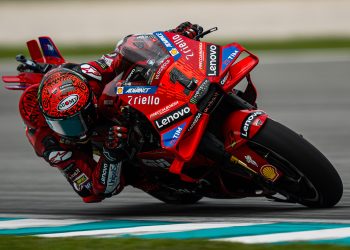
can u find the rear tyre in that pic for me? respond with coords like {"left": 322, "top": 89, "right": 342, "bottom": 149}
{"left": 251, "top": 118, "right": 343, "bottom": 208}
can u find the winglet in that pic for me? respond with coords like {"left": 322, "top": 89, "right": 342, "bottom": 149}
{"left": 27, "top": 40, "right": 45, "bottom": 63}
{"left": 38, "top": 36, "right": 65, "bottom": 64}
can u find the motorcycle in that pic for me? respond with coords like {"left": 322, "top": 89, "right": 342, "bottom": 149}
{"left": 2, "top": 28, "right": 343, "bottom": 208}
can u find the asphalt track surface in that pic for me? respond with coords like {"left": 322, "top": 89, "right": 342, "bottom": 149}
{"left": 0, "top": 50, "right": 350, "bottom": 222}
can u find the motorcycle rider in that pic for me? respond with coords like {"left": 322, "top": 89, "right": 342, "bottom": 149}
{"left": 19, "top": 22, "right": 203, "bottom": 203}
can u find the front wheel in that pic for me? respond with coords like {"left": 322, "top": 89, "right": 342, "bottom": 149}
{"left": 250, "top": 118, "right": 343, "bottom": 208}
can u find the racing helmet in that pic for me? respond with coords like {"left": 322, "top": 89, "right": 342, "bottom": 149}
{"left": 38, "top": 68, "right": 97, "bottom": 141}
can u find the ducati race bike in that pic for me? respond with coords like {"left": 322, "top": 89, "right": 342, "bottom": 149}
{"left": 2, "top": 28, "right": 343, "bottom": 208}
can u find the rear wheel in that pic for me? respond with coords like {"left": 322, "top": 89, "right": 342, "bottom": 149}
{"left": 250, "top": 118, "right": 343, "bottom": 208}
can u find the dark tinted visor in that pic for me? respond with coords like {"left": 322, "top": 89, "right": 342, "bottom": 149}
{"left": 45, "top": 113, "right": 88, "bottom": 138}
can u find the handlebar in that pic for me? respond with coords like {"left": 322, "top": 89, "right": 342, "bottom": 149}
{"left": 16, "top": 54, "right": 51, "bottom": 73}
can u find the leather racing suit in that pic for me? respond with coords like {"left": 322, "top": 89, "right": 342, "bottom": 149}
{"left": 19, "top": 22, "right": 203, "bottom": 203}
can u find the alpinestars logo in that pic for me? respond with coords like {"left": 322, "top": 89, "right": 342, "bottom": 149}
{"left": 154, "top": 105, "right": 192, "bottom": 130}
{"left": 206, "top": 44, "right": 219, "bottom": 76}
{"left": 80, "top": 64, "right": 102, "bottom": 81}
{"left": 48, "top": 151, "right": 72, "bottom": 164}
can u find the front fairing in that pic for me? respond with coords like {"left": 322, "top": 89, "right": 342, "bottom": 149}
{"left": 100, "top": 32, "right": 260, "bottom": 180}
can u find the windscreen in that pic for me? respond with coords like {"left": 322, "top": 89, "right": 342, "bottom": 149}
{"left": 118, "top": 34, "right": 171, "bottom": 85}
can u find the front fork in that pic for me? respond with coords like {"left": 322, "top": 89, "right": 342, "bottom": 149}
{"left": 222, "top": 109, "right": 282, "bottom": 183}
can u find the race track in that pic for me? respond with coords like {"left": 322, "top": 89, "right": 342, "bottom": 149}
{"left": 1, "top": 50, "right": 350, "bottom": 221}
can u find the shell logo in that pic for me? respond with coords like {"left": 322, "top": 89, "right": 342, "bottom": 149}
{"left": 170, "top": 48, "right": 179, "bottom": 56}
{"left": 260, "top": 165, "right": 279, "bottom": 182}
{"left": 116, "top": 87, "right": 124, "bottom": 95}
{"left": 57, "top": 94, "right": 79, "bottom": 111}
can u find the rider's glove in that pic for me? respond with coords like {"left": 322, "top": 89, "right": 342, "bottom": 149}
{"left": 102, "top": 126, "right": 129, "bottom": 162}
{"left": 171, "top": 21, "right": 203, "bottom": 40}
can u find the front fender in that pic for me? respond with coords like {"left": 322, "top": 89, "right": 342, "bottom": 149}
{"left": 223, "top": 109, "right": 268, "bottom": 150}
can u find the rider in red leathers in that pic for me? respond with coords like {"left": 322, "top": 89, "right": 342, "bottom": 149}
{"left": 18, "top": 22, "right": 203, "bottom": 203}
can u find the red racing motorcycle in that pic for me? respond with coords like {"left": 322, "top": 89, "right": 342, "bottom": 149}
{"left": 2, "top": 28, "right": 343, "bottom": 208}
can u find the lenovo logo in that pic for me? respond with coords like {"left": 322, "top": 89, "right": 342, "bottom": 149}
{"left": 154, "top": 105, "right": 192, "bottom": 130}
{"left": 206, "top": 44, "right": 219, "bottom": 76}
{"left": 241, "top": 111, "right": 265, "bottom": 138}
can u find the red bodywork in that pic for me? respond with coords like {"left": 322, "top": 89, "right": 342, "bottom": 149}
{"left": 2, "top": 33, "right": 281, "bottom": 184}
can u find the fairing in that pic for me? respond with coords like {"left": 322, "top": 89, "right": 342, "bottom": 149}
{"left": 101, "top": 32, "right": 263, "bottom": 181}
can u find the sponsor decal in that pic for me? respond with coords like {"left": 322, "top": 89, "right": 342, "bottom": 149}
{"left": 125, "top": 68, "right": 136, "bottom": 83}
{"left": 39, "top": 37, "right": 60, "bottom": 58}
{"left": 105, "top": 162, "right": 121, "bottom": 193}
{"left": 116, "top": 86, "right": 157, "bottom": 95}
{"left": 245, "top": 155, "right": 258, "bottom": 167}
{"left": 154, "top": 104, "right": 192, "bottom": 130}
{"left": 48, "top": 151, "right": 72, "bottom": 164}
{"left": 142, "top": 159, "right": 171, "bottom": 169}
{"left": 198, "top": 42, "right": 204, "bottom": 70}
{"left": 206, "top": 44, "right": 219, "bottom": 76}
{"left": 63, "top": 164, "right": 81, "bottom": 180}
{"left": 101, "top": 55, "right": 113, "bottom": 67}
{"left": 95, "top": 59, "right": 109, "bottom": 69}
{"left": 149, "top": 101, "right": 179, "bottom": 119}
{"left": 73, "top": 173, "right": 89, "bottom": 191}
{"left": 127, "top": 95, "right": 160, "bottom": 105}
{"left": 220, "top": 72, "right": 230, "bottom": 86}
{"left": 100, "top": 163, "right": 109, "bottom": 185}
{"left": 203, "top": 91, "right": 221, "bottom": 113}
{"left": 190, "top": 79, "right": 210, "bottom": 104}
{"left": 135, "top": 34, "right": 155, "bottom": 40}
{"left": 254, "top": 119, "right": 263, "bottom": 126}
{"left": 260, "top": 165, "right": 279, "bottom": 182}
{"left": 154, "top": 32, "right": 181, "bottom": 61}
{"left": 106, "top": 52, "right": 118, "bottom": 58}
{"left": 125, "top": 66, "right": 144, "bottom": 83}
{"left": 240, "top": 111, "right": 265, "bottom": 138}
{"left": 221, "top": 46, "right": 240, "bottom": 71}
{"left": 80, "top": 64, "right": 102, "bottom": 81}
{"left": 162, "top": 122, "right": 186, "bottom": 147}
{"left": 59, "top": 79, "right": 74, "bottom": 91}
{"left": 188, "top": 112, "right": 202, "bottom": 132}
{"left": 102, "top": 147, "right": 116, "bottom": 162}
{"left": 172, "top": 34, "right": 194, "bottom": 60}
{"left": 155, "top": 59, "right": 171, "bottom": 80}
{"left": 57, "top": 94, "right": 79, "bottom": 111}
{"left": 46, "top": 44, "right": 54, "bottom": 52}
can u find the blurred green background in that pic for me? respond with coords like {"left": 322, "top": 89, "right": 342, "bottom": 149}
{"left": 0, "top": 0, "right": 349, "bottom": 57}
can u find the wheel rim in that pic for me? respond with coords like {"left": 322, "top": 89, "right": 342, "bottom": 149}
{"left": 248, "top": 141, "right": 320, "bottom": 203}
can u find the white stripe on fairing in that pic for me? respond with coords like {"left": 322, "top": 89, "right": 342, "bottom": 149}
{"left": 215, "top": 227, "right": 350, "bottom": 244}
{"left": 0, "top": 219, "right": 98, "bottom": 229}
{"left": 37, "top": 222, "right": 271, "bottom": 238}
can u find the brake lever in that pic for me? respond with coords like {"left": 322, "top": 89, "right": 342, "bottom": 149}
{"left": 194, "top": 27, "right": 218, "bottom": 40}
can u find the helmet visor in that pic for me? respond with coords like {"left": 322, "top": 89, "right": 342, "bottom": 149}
{"left": 45, "top": 113, "right": 88, "bottom": 138}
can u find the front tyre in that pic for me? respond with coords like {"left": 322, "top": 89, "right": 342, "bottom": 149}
{"left": 251, "top": 118, "right": 343, "bottom": 208}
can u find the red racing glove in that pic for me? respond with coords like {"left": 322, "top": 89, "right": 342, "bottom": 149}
{"left": 171, "top": 21, "right": 204, "bottom": 40}
{"left": 102, "top": 126, "right": 129, "bottom": 162}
